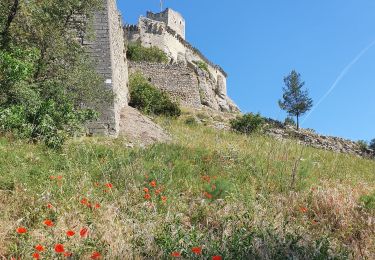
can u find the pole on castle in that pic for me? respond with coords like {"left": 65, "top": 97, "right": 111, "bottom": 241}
{"left": 160, "top": 0, "right": 163, "bottom": 11}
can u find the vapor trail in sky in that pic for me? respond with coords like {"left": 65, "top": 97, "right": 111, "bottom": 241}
{"left": 303, "top": 39, "right": 375, "bottom": 124}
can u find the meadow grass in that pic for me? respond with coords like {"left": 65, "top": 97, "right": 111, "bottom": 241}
{"left": 0, "top": 117, "right": 374, "bottom": 259}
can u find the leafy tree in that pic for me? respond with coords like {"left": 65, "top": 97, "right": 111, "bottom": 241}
{"left": 279, "top": 70, "right": 313, "bottom": 130}
{"left": 0, "top": 0, "right": 110, "bottom": 148}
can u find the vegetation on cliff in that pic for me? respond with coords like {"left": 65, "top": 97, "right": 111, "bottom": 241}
{"left": 1, "top": 113, "right": 374, "bottom": 259}
{"left": 127, "top": 43, "right": 169, "bottom": 63}
{"left": 129, "top": 73, "right": 181, "bottom": 117}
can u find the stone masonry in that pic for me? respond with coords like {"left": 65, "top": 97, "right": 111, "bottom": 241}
{"left": 86, "top": 0, "right": 128, "bottom": 135}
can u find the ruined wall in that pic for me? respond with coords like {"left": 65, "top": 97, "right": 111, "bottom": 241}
{"left": 86, "top": 0, "right": 128, "bottom": 135}
{"left": 146, "top": 9, "right": 185, "bottom": 39}
{"left": 128, "top": 61, "right": 201, "bottom": 108}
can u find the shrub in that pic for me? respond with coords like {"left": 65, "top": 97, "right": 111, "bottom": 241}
{"left": 184, "top": 116, "right": 198, "bottom": 126}
{"left": 357, "top": 140, "right": 368, "bottom": 151}
{"left": 129, "top": 73, "right": 181, "bottom": 117}
{"left": 360, "top": 192, "right": 375, "bottom": 210}
{"left": 230, "top": 113, "right": 265, "bottom": 134}
{"left": 126, "top": 44, "right": 168, "bottom": 63}
{"left": 284, "top": 116, "right": 296, "bottom": 127}
{"left": 369, "top": 139, "right": 375, "bottom": 150}
{"left": 194, "top": 60, "right": 209, "bottom": 72}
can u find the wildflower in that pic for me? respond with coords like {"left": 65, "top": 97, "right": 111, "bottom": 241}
{"left": 64, "top": 252, "right": 72, "bottom": 257}
{"left": 299, "top": 207, "right": 308, "bottom": 213}
{"left": 150, "top": 180, "right": 157, "bottom": 187}
{"left": 161, "top": 196, "right": 167, "bottom": 203}
{"left": 35, "top": 244, "right": 44, "bottom": 252}
{"left": 203, "top": 192, "right": 213, "bottom": 199}
{"left": 43, "top": 219, "right": 54, "bottom": 227}
{"left": 57, "top": 175, "right": 63, "bottom": 180}
{"left": 212, "top": 256, "right": 222, "bottom": 260}
{"left": 202, "top": 175, "right": 211, "bottom": 182}
{"left": 91, "top": 251, "right": 101, "bottom": 259}
{"left": 66, "top": 230, "right": 75, "bottom": 237}
{"left": 171, "top": 251, "right": 181, "bottom": 257}
{"left": 80, "top": 227, "right": 88, "bottom": 238}
{"left": 81, "top": 198, "right": 88, "bottom": 205}
{"left": 16, "top": 227, "right": 27, "bottom": 234}
{"left": 192, "top": 247, "right": 202, "bottom": 255}
{"left": 50, "top": 176, "right": 55, "bottom": 180}
{"left": 143, "top": 187, "right": 149, "bottom": 193}
{"left": 155, "top": 189, "right": 161, "bottom": 195}
{"left": 32, "top": 252, "right": 40, "bottom": 259}
{"left": 47, "top": 203, "right": 53, "bottom": 209}
{"left": 54, "top": 244, "right": 65, "bottom": 253}
{"left": 94, "top": 203, "right": 101, "bottom": 209}
{"left": 144, "top": 193, "right": 151, "bottom": 200}
{"left": 105, "top": 183, "right": 113, "bottom": 189}
{"left": 94, "top": 182, "right": 100, "bottom": 187}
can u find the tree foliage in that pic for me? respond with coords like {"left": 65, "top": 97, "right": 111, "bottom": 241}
{"left": 278, "top": 70, "right": 313, "bottom": 130}
{"left": 368, "top": 139, "right": 375, "bottom": 150}
{"left": 0, "top": 0, "right": 109, "bottom": 148}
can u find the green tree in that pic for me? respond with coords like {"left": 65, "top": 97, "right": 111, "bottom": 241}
{"left": 279, "top": 70, "right": 313, "bottom": 130}
{"left": 0, "top": 0, "right": 109, "bottom": 148}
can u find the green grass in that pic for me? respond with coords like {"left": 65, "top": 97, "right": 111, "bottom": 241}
{"left": 0, "top": 117, "right": 374, "bottom": 259}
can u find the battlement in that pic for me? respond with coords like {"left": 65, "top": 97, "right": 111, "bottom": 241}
{"left": 146, "top": 8, "right": 185, "bottom": 39}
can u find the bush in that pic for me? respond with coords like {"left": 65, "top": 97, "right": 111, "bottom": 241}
{"left": 127, "top": 44, "right": 168, "bottom": 63}
{"left": 194, "top": 60, "right": 209, "bottom": 72}
{"left": 360, "top": 192, "right": 375, "bottom": 210}
{"left": 284, "top": 116, "right": 296, "bottom": 127}
{"left": 357, "top": 140, "right": 368, "bottom": 151}
{"left": 369, "top": 139, "right": 375, "bottom": 150}
{"left": 129, "top": 73, "right": 181, "bottom": 117}
{"left": 230, "top": 113, "right": 265, "bottom": 134}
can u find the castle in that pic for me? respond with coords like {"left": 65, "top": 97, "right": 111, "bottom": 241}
{"left": 85, "top": 0, "right": 239, "bottom": 136}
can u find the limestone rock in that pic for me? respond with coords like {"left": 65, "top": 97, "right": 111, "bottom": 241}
{"left": 119, "top": 106, "right": 171, "bottom": 146}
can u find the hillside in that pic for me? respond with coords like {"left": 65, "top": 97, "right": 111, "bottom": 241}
{"left": 1, "top": 111, "right": 374, "bottom": 259}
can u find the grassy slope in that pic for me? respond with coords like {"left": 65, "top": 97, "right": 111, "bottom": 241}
{"left": 0, "top": 117, "right": 374, "bottom": 259}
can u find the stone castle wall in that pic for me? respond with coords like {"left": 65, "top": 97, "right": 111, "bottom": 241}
{"left": 128, "top": 61, "right": 201, "bottom": 108}
{"left": 86, "top": 0, "right": 128, "bottom": 135}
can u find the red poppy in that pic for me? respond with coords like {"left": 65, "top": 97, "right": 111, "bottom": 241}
{"left": 80, "top": 227, "right": 88, "bottom": 237}
{"left": 47, "top": 203, "right": 53, "bottom": 209}
{"left": 81, "top": 198, "right": 89, "bottom": 205}
{"left": 57, "top": 175, "right": 63, "bottom": 180}
{"left": 105, "top": 183, "right": 113, "bottom": 189}
{"left": 155, "top": 189, "right": 161, "bottom": 195}
{"left": 64, "top": 252, "right": 72, "bottom": 257}
{"left": 50, "top": 176, "right": 55, "bottom": 180}
{"left": 202, "top": 175, "right": 211, "bottom": 182}
{"left": 150, "top": 180, "right": 157, "bottom": 187}
{"left": 143, "top": 187, "right": 149, "bottom": 193}
{"left": 95, "top": 203, "right": 101, "bottom": 209}
{"left": 32, "top": 252, "right": 40, "bottom": 259}
{"left": 43, "top": 219, "right": 54, "bottom": 227}
{"left": 161, "top": 196, "right": 167, "bottom": 203}
{"left": 54, "top": 244, "right": 65, "bottom": 253}
{"left": 35, "top": 244, "right": 44, "bottom": 252}
{"left": 91, "top": 251, "right": 101, "bottom": 259}
{"left": 203, "top": 192, "right": 213, "bottom": 199}
{"left": 171, "top": 251, "right": 181, "bottom": 257}
{"left": 16, "top": 227, "right": 27, "bottom": 234}
{"left": 299, "top": 207, "right": 308, "bottom": 213}
{"left": 144, "top": 193, "right": 151, "bottom": 200}
{"left": 212, "top": 256, "right": 222, "bottom": 260}
{"left": 66, "top": 230, "right": 75, "bottom": 237}
{"left": 192, "top": 247, "right": 202, "bottom": 255}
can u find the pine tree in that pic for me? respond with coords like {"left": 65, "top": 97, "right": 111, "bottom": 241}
{"left": 279, "top": 70, "right": 313, "bottom": 130}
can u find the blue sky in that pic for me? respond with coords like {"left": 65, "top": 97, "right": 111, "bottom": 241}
{"left": 118, "top": 0, "right": 375, "bottom": 142}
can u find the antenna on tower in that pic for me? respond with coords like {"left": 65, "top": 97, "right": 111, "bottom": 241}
{"left": 160, "top": 0, "right": 163, "bottom": 11}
